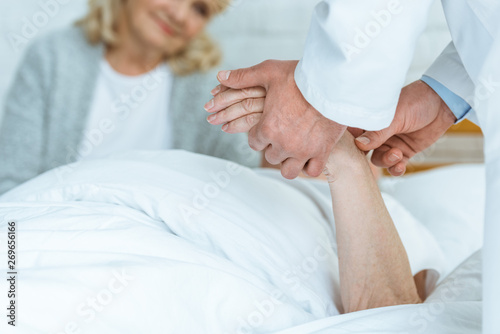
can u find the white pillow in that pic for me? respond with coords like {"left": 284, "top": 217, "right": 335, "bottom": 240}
{"left": 378, "top": 164, "right": 485, "bottom": 278}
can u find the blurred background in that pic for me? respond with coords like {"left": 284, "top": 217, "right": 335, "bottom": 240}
{"left": 0, "top": 0, "right": 483, "bottom": 173}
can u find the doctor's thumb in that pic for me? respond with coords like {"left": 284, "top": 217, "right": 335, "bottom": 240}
{"left": 217, "top": 64, "right": 266, "bottom": 90}
{"left": 355, "top": 129, "right": 393, "bottom": 151}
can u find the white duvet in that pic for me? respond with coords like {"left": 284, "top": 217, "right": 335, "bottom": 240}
{"left": 0, "top": 151, "right": 483, "bottom": 333}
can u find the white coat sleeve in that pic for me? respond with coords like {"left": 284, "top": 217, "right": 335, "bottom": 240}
{"left": 295, "top": 0, "right": 434, "bottom": 131}
{"left": 424, "top": 42, "right": 479, "bottom": 125}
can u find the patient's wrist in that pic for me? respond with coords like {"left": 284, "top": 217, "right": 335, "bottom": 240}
{"left": 324, "top": 134, "right": 369, "bottom": 182}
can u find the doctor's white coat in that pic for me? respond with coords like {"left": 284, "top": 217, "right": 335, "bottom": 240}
{"left": 295, "top": 0, "right": 500, "bottom": 332}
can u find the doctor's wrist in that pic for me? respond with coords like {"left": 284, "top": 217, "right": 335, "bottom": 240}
{"left": 420, "top": 79, "right": 457, "bottom": 124}
{"left": 439, "top": 102, "right": 457, "bottom": 125}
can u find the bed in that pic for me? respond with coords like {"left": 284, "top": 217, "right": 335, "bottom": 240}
{"left": 0, "top": 150, "right": 484, "bottom": 334}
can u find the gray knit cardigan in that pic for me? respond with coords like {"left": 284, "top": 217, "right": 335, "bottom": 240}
{"left": 0, "top": 25, "right": 260, "bottom": 195}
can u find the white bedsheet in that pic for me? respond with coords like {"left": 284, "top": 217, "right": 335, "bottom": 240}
{"left": 0, "top": 151, "right": 482, "bottom": 333}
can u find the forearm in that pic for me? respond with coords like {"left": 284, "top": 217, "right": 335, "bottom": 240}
{"left": 325, "top": 135, "right": 421, "bottom": 313}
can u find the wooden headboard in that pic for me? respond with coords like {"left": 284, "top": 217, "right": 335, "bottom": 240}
{"left": 448, "top": 119, "right": 482, "bottom": 134}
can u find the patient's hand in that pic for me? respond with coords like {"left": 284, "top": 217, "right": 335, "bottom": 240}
{"left": 207, "top": 65, "right": 348, "bottom": 180}
{"left": 205, "top": 85, "right": 266, "bottom": 133}
{"left": 207, "top": 88, "right": 374, "bottom": 179}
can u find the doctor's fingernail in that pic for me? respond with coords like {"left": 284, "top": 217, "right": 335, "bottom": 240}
{"left": 204, "top": 99, "right": 214, "bottom": 111}
{"left": 207, "top": 114, "right": 217, "bottom": 123}
{"left": 356, "top": 136, "right": 370, "bottom": 145}
{"left": 395, "top": 166, "right": 404, "bottom": 173}
{"left": 389, "top": 154, "right": 400, "bottom": 163}
{"left": 218, "top": 70, "right": 231, "bottom": 81}
{"left": 211, "top": 86, "right": 221, "bottom": 96}
{"left": 222, "top": 124, "right": 229, "bottom": 131}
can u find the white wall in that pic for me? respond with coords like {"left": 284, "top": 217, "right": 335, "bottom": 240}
{"left": 0, "top": 0, "right": 88, "bottom": 120}
{"left": 208, "top": 0, "right": 316, "bottom": 69}
{"left": 0, "top": 0, "right": 451, "bottom": 124}
{"left": 208, "top": 0, "right": 451, "bottom": 81}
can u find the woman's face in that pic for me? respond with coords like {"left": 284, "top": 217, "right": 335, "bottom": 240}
{"left": 123, "top": 0, "right": 216, "bottom": 55}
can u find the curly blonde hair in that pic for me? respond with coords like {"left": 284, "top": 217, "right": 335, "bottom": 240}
{"left": 76, "top": 0, "right": 231, "bottom": 76}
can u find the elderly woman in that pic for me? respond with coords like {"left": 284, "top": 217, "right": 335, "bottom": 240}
{"left": 0, "top": 0, "right": 260, "bottom": 195}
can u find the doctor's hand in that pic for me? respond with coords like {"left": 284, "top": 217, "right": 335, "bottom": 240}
{"left": 353, "top": 80, "right": 457, "bottom": 176}
{"left": 205, "top": 60, "right": 347, "bottom": 179}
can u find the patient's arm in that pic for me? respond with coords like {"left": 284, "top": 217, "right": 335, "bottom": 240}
{"left": 324, "top": 131, "right": 422, "bottom": 313}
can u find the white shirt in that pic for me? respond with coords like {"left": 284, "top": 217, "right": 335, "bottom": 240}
{"left": 77, "top": 59, "right": 173, "bottom": 160}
